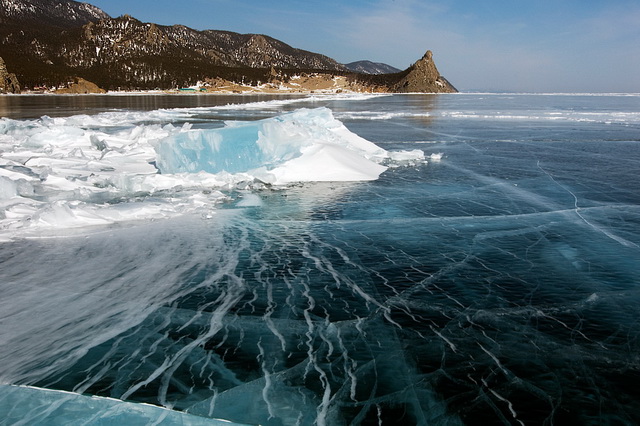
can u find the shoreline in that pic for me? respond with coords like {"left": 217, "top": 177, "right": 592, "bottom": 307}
{"left": 2, "top": 90, "right": 639, "bottom": 97}
{"left": 8, "top": 73, "right": 391, "bottom": 96}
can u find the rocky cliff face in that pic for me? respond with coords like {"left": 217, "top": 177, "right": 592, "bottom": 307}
{"left": 346, "top": 50, "right": 457, "bottom": 94}
{"left": 392, "top": 51, "right": 457, "bottom": 93}
{"left": 0, "top": 56, "right": 21, "bottom": 93}
{"left": 54, "top": 77, "right": 104, "bottom": 94}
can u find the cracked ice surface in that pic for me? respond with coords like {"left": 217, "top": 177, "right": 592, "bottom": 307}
{"left": 1, "top": 93, "right": 640, "bottom": 425}
{"left": 0, "top": 202, "right": 461, "bottom": 425}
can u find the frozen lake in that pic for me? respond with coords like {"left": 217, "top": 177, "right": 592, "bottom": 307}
{"left": 1, "top": 93, "right": 639, "bottom": 425}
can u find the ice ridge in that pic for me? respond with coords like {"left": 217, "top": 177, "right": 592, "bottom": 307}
{"left": 0, "top": 106, "right": 426, "bottom": 239}
{"left": 155, "top": 107, "right": 396, "bottom": 184}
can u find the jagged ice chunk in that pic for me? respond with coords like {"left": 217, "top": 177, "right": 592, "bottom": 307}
{"left": 154, "top": 107, "right": 392, "bottom": 184}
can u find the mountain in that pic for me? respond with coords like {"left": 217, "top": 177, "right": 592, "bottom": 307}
{"left": 391, "top": 50, "right": 457, "bottom": 93}
{"left": 344, "top": 60, "right": 401, "bottom": 75}
{"left": 79, "top": 15, "right": 346, "bottom": 70}
{"left": 0, "top": 0, "right": 108, "bottom": 28}
{"left": 346, "top": 51, "right": 457, "bottom": 94}
{"left": 0, "top": 0, "right": 346, "bottom": 89}
{"left": 0, "top": 0, "right": 456, "bottom": 93}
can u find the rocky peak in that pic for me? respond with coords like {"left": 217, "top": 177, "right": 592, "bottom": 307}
{"left": 392, "top": 50, "right": 456, "bottom": 93}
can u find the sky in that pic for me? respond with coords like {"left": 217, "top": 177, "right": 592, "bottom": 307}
{"left": 87, "top": 0, "right": 640, "bottom": 93}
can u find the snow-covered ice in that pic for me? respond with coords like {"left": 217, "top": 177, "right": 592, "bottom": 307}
{"left": 0, "top": 106, "right": 423, "bottom": 240}
{"left": 155, "top": 107, "right": 393, "bottom": 183}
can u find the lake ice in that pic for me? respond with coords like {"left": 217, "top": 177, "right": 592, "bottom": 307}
{"left": 0, "top": 93, "right": 639, "bottom": 425}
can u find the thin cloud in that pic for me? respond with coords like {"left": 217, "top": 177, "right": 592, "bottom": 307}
{"left": 336, "top": 0, "right": 640, "bottom": 92}
{"left": 338, "top": 1, "right": 459, "bottom": 66}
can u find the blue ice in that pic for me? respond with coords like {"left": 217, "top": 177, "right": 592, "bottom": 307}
{"left": 0, "top": 385, "right": 248, "bottom": 425}
{"left": 154, "top": 107, "right": 388, "bottom": 179}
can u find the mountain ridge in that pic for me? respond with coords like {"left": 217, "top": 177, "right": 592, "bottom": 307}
{"left": 0, "top": 0, "right": 108, "bottom": 28}
{"left": 0, "top": 0, "right": 456, "bottom": 93}
{"left": 344, "top": 61, "right": 401, "bottom": 75}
